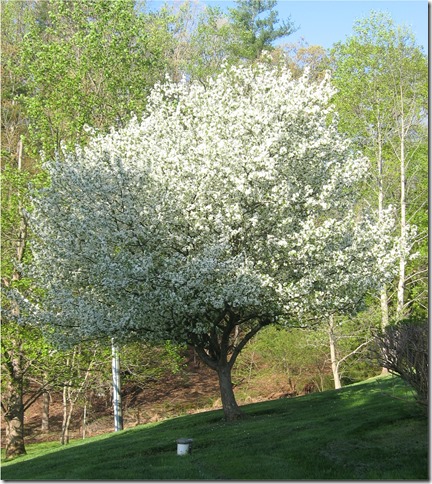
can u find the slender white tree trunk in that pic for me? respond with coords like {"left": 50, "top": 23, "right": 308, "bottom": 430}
{"left": 82, "top": 402, "right": 87, "bottom": 439}
{"left": 61, "top": 381, "right": 69, "bottom": 445}
{"left": 377, "top": 126, "right": 390, "bottom": 330}
{"left": 396, "top": 107, "right": 407, "bottom": 320}
{"left": 328, "top": 315, "right": 342, "bottom": 390}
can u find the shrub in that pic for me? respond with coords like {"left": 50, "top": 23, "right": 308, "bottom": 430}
{"left": 374, "top": 320, "right": 428, "bottom": 408}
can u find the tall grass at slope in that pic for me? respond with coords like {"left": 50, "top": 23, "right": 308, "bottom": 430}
{"left": 1, "top": 376, "right": 428, "bottom": 480}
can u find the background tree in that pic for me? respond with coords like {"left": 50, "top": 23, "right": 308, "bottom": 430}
{"left": 1, "top": 0, "right": 39, "bottom": 172}
{"left": 19, "top": 0, "right": 174, "bottom": 159}
{"left": 57, "top": 343, "right": 110, "bottom": 445}
{"left": 283, "top": 39, "right": 329, "bottom": 81}
{"left": 228, "top": 0, "right": 296, "bottom": 60}
{"left": 183, "top": 4, "right": 238, "bottom": 81}
{"left": 1, "top": 137, "right": 47, "bottom": 459}
{"left": 28, "top": 63, "right": 394, "bottom": 421}
{"left": 331, "top": 11, "right": 428, "bottom": 326}
{"left": 233, "top": 326, "right": 332, "bottom": 396}
{"left": 165, "top": 0, "right": 296, "bottom": 82}
{"left": 326, "top": 313, "right": 377, "bottom": 390}
{"left": 1, "top": 323, "right": 46, "bottom": 459}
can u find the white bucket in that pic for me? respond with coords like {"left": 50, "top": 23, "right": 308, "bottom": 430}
{"left": 176, "top": 438, "right": 193, "bottom": 455}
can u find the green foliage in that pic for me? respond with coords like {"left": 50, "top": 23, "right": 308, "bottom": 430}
{"left": 235, "top": 310, "right": 383, "bottom": 395}
{"left": 177, "top": 0, "right": 296, "bottom": 82}
{"left": 1, "top": 377, "right": 427, "bottom": 479}
{"left": 234, "top": 326, "right": 332, "bottom": 393}
{"left": 330, "top": 10, "right": 428, "bottom": 321}
{"left": 1, "top": 164, "right": 47, "bottom": 278}
{"left": 19, "top": 0, "right": 173, "bottom": 159}
{"left": 404, "top": 140, "right": 428, "bottom": 318}
{"left": 120, "top": 340, "right": 186, "bottom": 388}
{"left": 184, "top": 5, "right": 237, "bottom": 81}
{"left": 228, "top": 0, "right": 296, "bottom": 60}
{"left": 1, "top": 1, "right": 34, "bottom": 169}
{"left": 331, "top": 11, "right": 427, "bottom": 177}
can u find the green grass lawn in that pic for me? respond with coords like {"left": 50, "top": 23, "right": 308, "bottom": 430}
{"left": 1, "top": 376, "right": 428, "bottom": 480}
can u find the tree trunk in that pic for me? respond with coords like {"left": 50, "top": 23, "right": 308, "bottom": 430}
{"left": 190, "top": 316, "right": 263, "bottom": 421}
{"left": 61, "top": 383, "right": 69, "bottom": 445}
{"left": 4, "top": 394, "right": 26, "bottom": 459}
{"left": 61, "top": 354, "right": 73, "bottom": 446}
{"left": 380, "top": 286, "right": 389, "bottom": 329}
{"left": 380, "top": 287, "right": 390, "bottom": 375}
{"left": 396, "top": 114, "right": 406, "bottom": 320}
{"left": 3, "top": 348, "right": 27, "bottom": 459}
{"left": 377, "top": 131, "right": 390, "bottom": 374}
{"left": 82, "top": 402, "right": 87, "bottom": 439}
{"left": 41, "top": 390, "right": 50, "bottom": 432}
{"left": 61, "top": 387, "right": 74, "bottom": 445}
{"left": 64, "top": 403, "right": 74, "bottom": 445}
{"left": 328, "top": 315, "right": 342, "bottom": 390}
{"left": 3, "top": 143, "right": 28, "bottom": 459}
{"left": 217, "top": 364, "right": 243, "bottom": 421}
{"left": 377, "top": 131, "right": 390, "bottom": 331}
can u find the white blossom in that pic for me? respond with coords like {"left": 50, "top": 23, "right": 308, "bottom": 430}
{"left": 28, "top": 62, "right": 398, "bottom": 344}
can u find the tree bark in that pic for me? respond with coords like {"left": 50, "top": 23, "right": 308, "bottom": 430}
{"left": 61, "top": 383, "right": 75, "bottom": 445}
{"left": 396, "top": 108, "right": 406, "bottom": 320}
{"left": 328, "top": 315, "right": 342, "bottom": 390}
{"left": 377, "top": 128, "right": 390, "bottom": 331}
{"left": 41, "top": 389, "right": 50, "bottom": 432}
{"left": 190, "top": 313, "right": 266, "bottom": 421}
{"left": 61, "top": 383, "right": 69, "bottom": 445}
{"left": 61, "top": 354, "right": 73, "bottom": 445}
{"left": 2, "top": 140, "right": 28, "bottom": 459}
{"left": 2, "top": 337, "right": 27, "bottom": 459}
{"left": 4, "top": 387, "right": 26, "bottom": 459}
{"left": 216, "top": 364, "right": 243, "bottom": 421}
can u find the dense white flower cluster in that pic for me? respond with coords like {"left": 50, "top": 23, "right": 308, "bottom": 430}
{"left": 29, "top": 63, "right": 398, "bottom": 344}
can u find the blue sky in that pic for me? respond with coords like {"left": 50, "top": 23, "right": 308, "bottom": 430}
{"left": 147, "top": 0, "right": 428, "bottom": 52}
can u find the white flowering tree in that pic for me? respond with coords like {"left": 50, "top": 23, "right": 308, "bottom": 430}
{"left": 29, "top": 63, "right": 395, "bottom": 420}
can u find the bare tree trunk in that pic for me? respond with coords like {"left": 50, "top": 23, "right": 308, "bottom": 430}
{"left": 3, "top": 372, "right": 26, "bottom": 459}
{"left": 328, "top": 316, "right": 342, "bottom": 390}
{"left": 396, "top": 113, "right": 407, "bottom": 320}
{"left": 82, "top": 402, "right": 87, "bottom": 439}
{"left": 60, "top": 347, "right": 96, "bottom": 444}
{"left": 17, "top": 137, "right": 23, "bottom": 170}
{"left": 380, "top": 287, "right": 390, "bottom": 375}
{"left": 2, "top": 182, "right": 28, "bottom": 459}
{"left": 377, "top": 129, "right": 390, "bottom": 331}
{"left": 61, "top": 383, "right": 76, "bottom": 445}
{"left": 63, "top": 402, "right": 74, "bottom": 445}
{"left": 61, "top": 382, "right": 69, "bottom": 445}
{"left": 217, "top": 364, "right": 243, "bottom": 421}
{"left": 61, "top": 353, "right": 73, "bottom": 445}
{"left": 380, "top": 287, "right": 389, "bottom": 329}
{"left": 41, "top": 389, "right": 50, "bottom": 432}
{"left": 377, "top": 128, "right": 390, "bottom": 376}
{"left": 4, "top": 406, "right": 26, "bottom": 459}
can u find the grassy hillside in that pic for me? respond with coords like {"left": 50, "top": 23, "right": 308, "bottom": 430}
{"left": 1, "top": 376, "right": 427, "bottom": 480}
